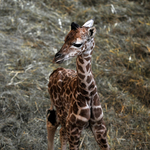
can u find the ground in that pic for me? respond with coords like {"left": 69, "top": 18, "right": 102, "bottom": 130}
{"left": 0, "top": 0, "right": 150, "bottom": 149}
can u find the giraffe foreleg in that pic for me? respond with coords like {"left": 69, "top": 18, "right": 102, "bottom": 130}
{"left": 46, "top": 108, "right": 59, "bottom": 150}
{"left": 90, "top": 118, "right": 110, "bottom": 150}
{"left": 90, "top": 93, "right": 110, "bottom": 150}
{"left": 66, "top": 116, "right": 88, "bottom": 150}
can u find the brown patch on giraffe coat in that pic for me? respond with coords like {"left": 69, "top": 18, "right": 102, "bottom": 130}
{"left": 66, "top": 88, "right": 70, "bottom": 95}
{"left": 64, "top": 75, "right": 69, "bottom": 82}
{"left": 90, "top": 51, "right": 93, "bottom": 55}
{"left": 70, "top": 106, "right": 73, "bottom": 114}
{"left": 54, "top": 92, "right": 57, "bottom": 99}
{"left": 88, "top": 81, "right": 95, "bottom": 90}
{"left": 84, "top": 57, "right": 91, "bottom": 61}
{"left": 95, "top": 124, "right": 105, "bottom": 131}
{"left": 76, "top": 94, "right": 89, "bottom": 107}
{"left": 80, "top": 88, "right": 88, "bottom": 95}
{"left": 69, "top": 135, "right": 78, "bottom": 143}
{"left": 97, "top": 118, "right": 103, "bottom": 124}
{"left": 72, "top": 80, "right": 77, "bottom": 89}
{"left": 79, "top": 109, "right": 90, "bottom": 119}
{"left": 61, "top": 86, "right": 65, "bottom": 94}
{"left": 73, "top": 102, "right": 79, "bottom": 114}
{"left": 57, "top": 86, "right": 61, "bottom": 93}
{"left": 78, "top": 78, "right": 81, "bottom": 83}
{"left": 76, "top": 118, "right": 87, "bottom": 126}
{"left": 49, "top": 67, "right": 63, "bottom": 78}
{"left": 101, "top": 138, "right": 107, "bottom": 144}
{"left": 78, "top": 73, "right": 85, "bottom": 79}
{"left": 71, "top": 127, "right": 79, "bottom": 135}
{"left": 63, "top": 111, "right": 68, "bottom": 117}
{"left": 86, "top": 63, "right": 90, "bottom": 72}
{"left": 103, "top": 144, "right": 108, "bottom": 148}
{"left": 83, "top": 53, "right": 89, "bottom": 57}
{"left": 79, "top": 56, "right": 84, "bottom": 64}
{"left": 93, "top": 94, "right": 100, "bottom": 106}
{"left": 58, "top": 81, "right": 62, "bottom": 87}
{"left": 86, "top": 75, "right": 92, "bottom": 84}
{"left": 80, "top": 82, "right": 86, "bottom": 88}
{"left": 69, "top": 93, "right": 72, "bottom": 100}
{"left": 73, "top": 141, "right": 80, "bottom": 146}
{"left": 56, "top": 99, "right": 62, "bottom": 106}
{"left": 69, "top": 83, "right": 73, "bottom": 91}
{"left": 103, "top": 130, "right": 107, "bottom": 137}
{"left": 54, "top": 79, "right": 58, "bottom": 84}
{"left": 78, "top": 64, "right": 84, "bottom": 73}
{"left": 70, "top": 136, "right": 74, "bottom": 142}
{"left": 49, "top": 87, "right": 53, "bottom": 94}
{"left": 73, "top": 135, "right": 79, "bottom": 142}
{"left": 65, "top": 30, "right": 76, "bottom": 43}
{"left": 77, "top": 93, "right": 90, "bottom": 102}
{"left": 53, "top": 85, "right": 57, "bottom": 93}
{"left": 93, "top": 107, "right": 102, "bottom": 118}
{"left": 90, "top": 88, "right": 96, "bottom": 96}
{"left": 70, "top": 114, "right": 76, "bottom": 123}
{"left": 77, "top": 100, "right": 86, "bottom": 107}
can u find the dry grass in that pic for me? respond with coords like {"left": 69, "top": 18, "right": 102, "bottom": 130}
{"left": 0, "top": 0, "right": 150, "bottom": 149}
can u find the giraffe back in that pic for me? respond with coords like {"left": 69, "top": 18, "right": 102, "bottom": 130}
{"left": 48, "top": 67, "right": 77, "bottom": 126}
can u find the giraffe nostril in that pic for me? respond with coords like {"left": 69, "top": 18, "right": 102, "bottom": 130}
{"left": 55, "top": 52, "right": 62, "bottom": 58}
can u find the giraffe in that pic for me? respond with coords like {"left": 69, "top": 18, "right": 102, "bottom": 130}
{"left": 46, "top": 20, "right": 110, "bottom": 150}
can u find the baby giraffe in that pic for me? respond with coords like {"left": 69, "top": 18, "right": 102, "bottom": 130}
{"left": 46, "top": 20, "right": 110, "bottom": 150}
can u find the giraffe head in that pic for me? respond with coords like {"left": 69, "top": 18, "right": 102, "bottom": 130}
{"left": 53, "top": 20, "right": 96, "bottom": 63}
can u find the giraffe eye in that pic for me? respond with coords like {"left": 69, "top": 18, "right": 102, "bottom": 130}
{"left": 72, "top": 43, "right": 82, "bottom": 47}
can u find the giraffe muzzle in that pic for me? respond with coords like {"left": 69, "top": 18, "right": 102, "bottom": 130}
{"left": 53, "top": 51, "right": 65, "bottom": 64}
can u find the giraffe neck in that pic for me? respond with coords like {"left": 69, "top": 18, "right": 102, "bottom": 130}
{"left": 76, "top": 39, "right": 96, "bottom": 97}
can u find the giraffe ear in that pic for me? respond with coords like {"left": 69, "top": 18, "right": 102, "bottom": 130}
{"left": 88, "top": 27, "right": 96, "bottom": 37}
{"left": 82, "top": 19, "right": 94, "bottom": 28}
{"left": 71, "top": 22, "right": 79, "bottom": 30}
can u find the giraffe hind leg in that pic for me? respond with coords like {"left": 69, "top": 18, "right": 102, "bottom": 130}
{"left": 60, "top": 127, "right": 68, "bottom": 150}
{"left": 46, "top": 108, "right": 59, "bottom": 150}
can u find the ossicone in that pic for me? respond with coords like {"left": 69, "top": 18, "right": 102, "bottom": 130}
{"left": 71, "top": 22, "right": 79, "bottom": 30}
{"left": 82, "top": 19, "right": 94, "bottom": 28}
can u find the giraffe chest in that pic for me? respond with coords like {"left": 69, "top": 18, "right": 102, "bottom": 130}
{"left": 67, "top": 93, "right": 91, "bottom": 128}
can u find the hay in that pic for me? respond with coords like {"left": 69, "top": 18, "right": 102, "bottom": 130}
{"left": 0, "top": 0, "right": 150, "bottom": 149}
